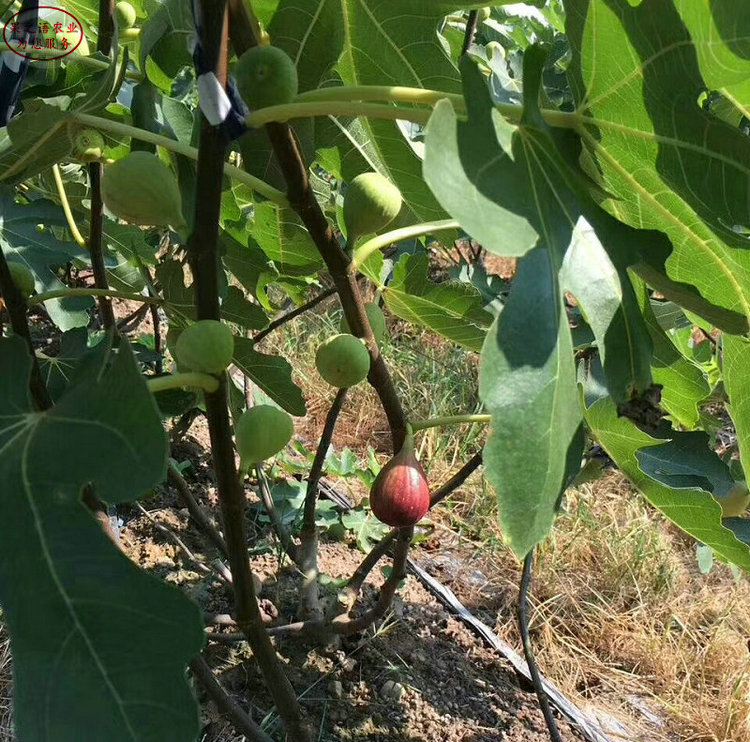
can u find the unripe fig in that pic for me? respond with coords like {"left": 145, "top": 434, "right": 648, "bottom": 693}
{"left": 477, "top": 7, "right": 491, "bottom": 22}
{"left": 115, "top": 1, "right": 137, "bottom": 28}
{"left": 717, "top": 481, "right": 750, "bottom": 518}
{"left": 174, "top": 320, "right": 234, "bottom": 375}
{"left": 235, "top": 404, "right": 294, "bottom": 468}
{"left": 340, "top": 302, "right": 387, "bottom": 345}
{"left": 343, "top": 172, "right": 402, "bottom": 247}
{"left": 235, "top": 45, "right": 298, "bottom": 110}
{"left": 101, "top": 152, "right": 186, "bottom": 230}
{"left": 315, "top": 333, "right": 370, "bottom": 388}
{"left": 370, "top": 431, "right": 430, "bottom": 527}
{"left": 72, "top": 128, "right": 105, "bottom": 162}
{"left": 5, "top": 262, "right": 35, "bottom": 298}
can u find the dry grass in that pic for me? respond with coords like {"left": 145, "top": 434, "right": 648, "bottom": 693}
{"left": 445, "top": 472, "right": 750, "bottom": 742}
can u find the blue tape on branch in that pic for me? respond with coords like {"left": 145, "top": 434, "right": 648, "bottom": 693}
{"left": 0, "top": 0, "right": 38, "bottom": 126}
{"left": 189, "top": 0, "right": 249, "bottom": 142}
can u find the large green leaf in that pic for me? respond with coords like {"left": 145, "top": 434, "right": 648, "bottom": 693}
{"left": 233, "top": 202, "right": 323, "bottom": 277}
{"left": 565, "top": 0, "right": 750, "bottom": 331}
{"left": 722, "top": 335, "right": 750, "bottom": 476}
{"left": 0, "top": 336, "right": 203, "bottom": 741}
{"left": 585, "top": 396, "right": 750, "bottom": 572}
{"left": 0, "top": 189, "right": 91, "bottom": 330}
{"left": 678, "top": 0, "right": 750, "bottom": 117}
{"left": 233, "top": 336, "right": 306, "bottom": 416}
{"left": 380, "top": 252, "right": 489, "bottom": 352}
{"left": 480, "top": 247, "right": 584, "bottom": 558}
{"left": 425, "top": 51, "right": 658, "bottom": 403}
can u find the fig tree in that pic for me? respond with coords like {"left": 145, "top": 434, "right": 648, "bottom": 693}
{"left": 370, "top": 431, "right": 430, "bottom": 527}
{"left": 235, "top": 404, "right": 294, "bottom": 468}
{"left": 343, "top": 172, "right": 402, "bottom": 247}
{"left": 340, "top": 302, "right": 386, "bottom": 345}
{"left": 174, "top": 320, "right": 234, "bottom": 375}
{"left": 235, "top": 45, "right": 298, "bottom": 110}
{"left": 115, "top": 1, "right": 137, "bottom": 28}
{"left": 4, "top": 263, "right": 35, "bottom": 298}
{"left": 101, "top": 151, "right": 186, "bottom": 230}
{"left": 315, "top": 333, "right": 370, "bottom": 388}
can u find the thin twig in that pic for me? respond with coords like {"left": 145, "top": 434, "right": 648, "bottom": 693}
{"left": 461, "top": 9, "right": 479, "bottom": 57}
{"left": 252, "top": 287, "right": 336, "bottom": 344}
{"left": 298, "top": 387, "right": 347, "bottom": 619}
{"left": 519, "top": 551, "right": 563, "bottom": 742}
{"left": 134, "top": 501, "right": 230, "bottom": 584}
{"left": 167, "top": 462, "right": 229, "bottom": 558}
{"left": 188, "top": 4, "right": 310, "bottom": 739}
{"left": 190, "top": 656, "right": 275, "bottom": 742}
{"left": 255, "top": 463, "right": 299, "bottom": 563}
{"left": 150, "top": 302, "right": 163, "bottom": 374}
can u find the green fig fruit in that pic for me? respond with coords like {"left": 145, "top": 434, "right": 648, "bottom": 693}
{"left": 477, "top": 7, "right": 491, "bottom": 22}
{"left": 102, "top": 152, "right": 186, "bottom": 230}
{"left": 340, "top": 302, "right": 387, "bottom": 345}
{"left": 235, "top": 45, "right": 298, "bottom": 110}
{"left": 115, "top": 1, "right": 137, "bottom": 28}
{"left": 315, "top": 333, "right": 370, "bottom": 388}
{"left": 174, "top": 320, "right": 234, "bottom": 375}
{"left": 235, "top": 404, "right": 294, "bottom": 468}
{"left": 5, "top": 262, "right": 35, "bottom": 298}
{"left": 72, "top": 128, "right": 105, "bottom": 163}
{"left": 343, "top": 172, "right": 402, "bottom": 247}
{"left": 717, "top": 481, "right": 750, "bottom": 518}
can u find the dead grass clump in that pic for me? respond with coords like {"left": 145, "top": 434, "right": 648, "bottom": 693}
{"left": 477, "top": 473, "right": 750, "bottom": 742}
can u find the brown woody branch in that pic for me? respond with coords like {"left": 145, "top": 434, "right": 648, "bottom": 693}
{"left": 298, "top": 387, "right": 347, "bottom": 619}
{"left": 187, "top": 3, "right": 310, "bottom": 740}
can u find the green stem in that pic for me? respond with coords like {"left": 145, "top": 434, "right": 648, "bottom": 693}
{"left": 291, "top": 85, "right": 579, "bottom": 129}
{"left": 245, "top": 101, "right": 433, "bottom": 129}
{"left": 71, "top": 112, "right": 288, "bottom": 205}
{"left": 147, "top": 372, "right": 219, "bottom": 394}
{"left": 27, "top": 287, "right": 163, "bottom": 307}
{"left": 410, "top": 414, "right": 491, "bottom": 432}
{"left": 52, "top": 164, "right": 88, "bottom": 249}
{"left": 351, "top": 219, "right": 460, "bottom": 273}
{"left": 295, "top": 85, "right": 465, "bottom": 109}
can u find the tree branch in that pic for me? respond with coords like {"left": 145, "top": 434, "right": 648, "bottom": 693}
{"left": 167, "top": 462, "right": 228, "bottom": 558}
{"left": 190, "top": 656, "right": 275, "bottom": 742}
{"left": 298, "top": 387, "right": 347, "bottom": 619}
{"left": 251, "top": 287, "right": 336, "bottom": 345}
{"left": 519, "top": 551, "right": 563, "bottom": 742}
{"left": 88, "top": 0, "right": 117, "bottom": 331}
{"left": 460, "top": 9, "right": 479, "bottom": 57}
{"left": 255, "top": 462, "right": 299, "bottom": 563}
{"left": 187, "top": 3, "right": 310, "bottom": 739}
